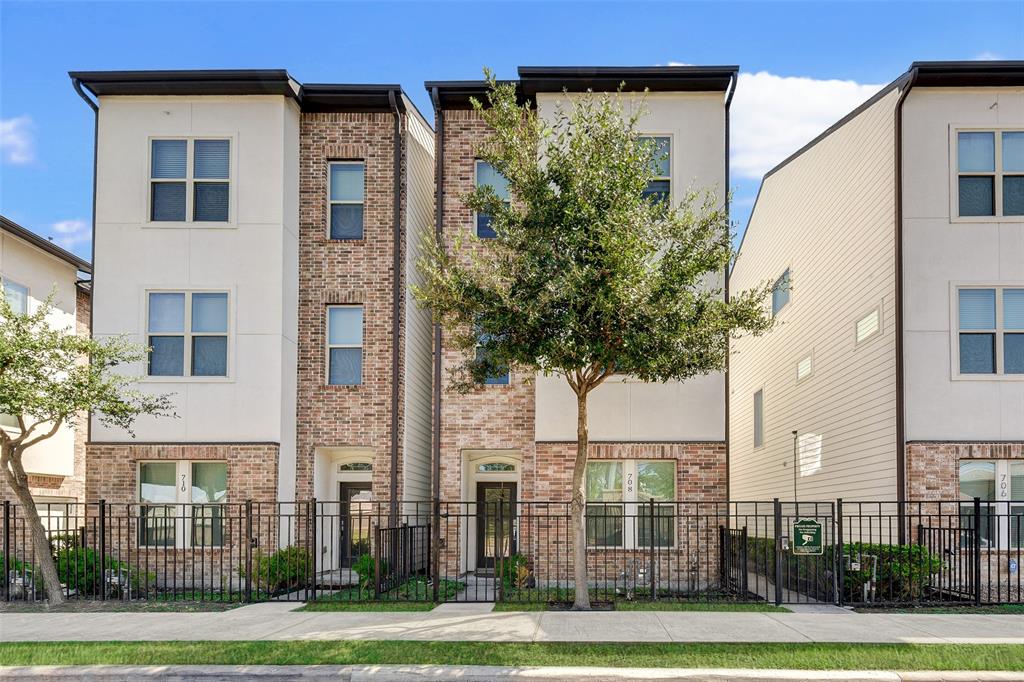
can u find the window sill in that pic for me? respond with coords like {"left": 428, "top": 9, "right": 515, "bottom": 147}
{"left": 949, "top": 216, "right": 1024, "bottom": 225}
{"left": 323, "top": 383, "right": 363, "bottom": 390}
{"left": 324, "top": 238, "right": 367, "bottom": 244}
{"left": 951, "top": 373, "right": 1024, "bottom": 382}
{"left": 143, "top": 221, "right": 237, "bottom": 230}
{"left": 143, "top": 376, "right": 234, "bottom": 384}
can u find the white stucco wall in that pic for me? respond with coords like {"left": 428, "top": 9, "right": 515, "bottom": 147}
{"left": 89, "top": 96, "right": 299, "bottom": 446}
{"left": 0, "top": 231, "right": 80, "bottom": 476}
{"left": 902, "top": 87, "right": 1024, "bottom": 440}
{"left": 532, "top": 91, "right": 728, "bottom": 442}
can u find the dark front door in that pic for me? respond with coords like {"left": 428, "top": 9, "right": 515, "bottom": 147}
{"left": 476, "top": 482, "right": 516, "bottom": 571}
{"left": 339, "top": 482, "right": 372, "bottom": 568}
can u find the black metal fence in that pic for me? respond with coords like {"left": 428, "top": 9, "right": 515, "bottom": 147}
{"left": 2, "top": 498, "right": 1021, "bottom": 606}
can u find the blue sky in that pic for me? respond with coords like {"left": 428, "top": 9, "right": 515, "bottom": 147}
{"left": 2, "top": 1, "right": 1022, "bottom": 260}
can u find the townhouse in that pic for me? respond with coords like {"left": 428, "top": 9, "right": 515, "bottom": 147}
{"left": 70, "top": 70, "right": 434, "bottom": 565}
{"left": 0, "top": 215, "right": 91, "bottom": 514}
{"left": 427, "top": 66, "right": 736, "bottom": 575}
{"left": 729, "top": 62, "right": 1024, "bottom": 543}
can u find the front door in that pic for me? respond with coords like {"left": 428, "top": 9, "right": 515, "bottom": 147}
{"left": 476, "top": 481, "right": 516, "bottom": 572}
{"left": 339, "top": 482, "right": 372, "bottom": 568}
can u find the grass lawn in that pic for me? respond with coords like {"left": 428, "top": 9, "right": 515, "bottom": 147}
{"left": 493, "top": 600, "right": 788, "bottom": 612}
{"left": 299, "top": 601, "right": 436, "bottom": 612}
{"left": 297, "top": 578, "right": 464, "bottom": 611}
{"left": 0, "top": 641, "right": 1020, "bottom": 670}
{"left": 0, "top": 600, "right": 240, "bottom": 613}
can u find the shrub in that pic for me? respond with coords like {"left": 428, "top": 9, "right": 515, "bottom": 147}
{"left": 242, "top": 545, "right": 312, "bottom": 595}
{"left": 351, "top": 553, "right": 387, "bottom": 591}
{"left": 54, "top": 547, "right": 153, "bottom": 597}
{"left": 500, "top": 554, "right": 532, "bottom": 588}
{"left": 842, "top": 543, "right": 943, "bottom": 602}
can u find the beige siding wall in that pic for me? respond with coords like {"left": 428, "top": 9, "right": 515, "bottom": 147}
{"left": 729, "top": 87, "right": 900, "bottom": 501}
{"left": 402, "top": 106, "right": 435, "bottom": 502}
{"left": 902, "top": 87, "right": 1024, "bottom": 441}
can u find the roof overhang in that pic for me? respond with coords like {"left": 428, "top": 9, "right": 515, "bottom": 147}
{"left": 910, "top": 61, "right": 1024, "bottom": 87}
{"left": 0, "top": 216, "right": 92, "bottom": 274}
{"left": 300, "top": 84, "right": 404, "bottom": 113}
{"left": 69, "top": 69, "right": 301, "bottom": 99}
{"left": 424, "top": 80, "right": 526, "bottom": 110}
{"left": 518, "top": 65, "right": 739, "bottom": 96}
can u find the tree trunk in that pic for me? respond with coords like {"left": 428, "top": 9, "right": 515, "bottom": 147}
{"left": 2, "top": 445, "right": 65, "bottom": 606}
{"left": 570, "top": 389, "right": 590, "bottom": 610}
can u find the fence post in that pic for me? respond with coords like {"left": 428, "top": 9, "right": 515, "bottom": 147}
{"left": 309, "top": 498, "right": 317, "bottom": 603}
{"left": 98, "top": 499, "right": 106, "bottom": 601}
{"left": 773, "top": 498, "right": 783, "bottom": 607}
{"left": 973, "top": 496, "right": 982, "bottom": 606}
{"left": 3, "top": 500, "right": 9, "bottom": 602}
{"left": 244, "top": 500, "right": 253, "bottom": 603}
{"left": 649, "top": 498, "right": 657, "bottom": 600}
{"left": 718, "top": 525, "right": 726, "bottom": 589}
{"left": 374, "top": 524, "right": 381, "bottom": 599}
{"left": 496, "top": 499, "right": 504, "bottom": 603}
{"left": 740, "top": 526, "right": 749, "bottom": 594}
{"left": 835, "top": 498, "right": 844, "bottom": 607}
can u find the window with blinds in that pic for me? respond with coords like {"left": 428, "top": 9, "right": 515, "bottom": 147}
{"left": 150, "top": 139, "right": 230, "bottom": 223}
{"left": 958, "top": 287, "right": 1024, "bottom": 375}
{"left": 956, "top": 130, "right": 1024, "bottom": 219}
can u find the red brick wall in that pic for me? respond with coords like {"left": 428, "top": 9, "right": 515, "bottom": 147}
{"left": 907, "top": 441, "right": 1024, "bottom": 500}
{"left": 295, "top": 111, "right": 407, "bottom": 503}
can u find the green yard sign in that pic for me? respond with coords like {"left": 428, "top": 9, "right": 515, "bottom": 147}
{"left": 792, "top": 519, "right": 823, "bottom": 556}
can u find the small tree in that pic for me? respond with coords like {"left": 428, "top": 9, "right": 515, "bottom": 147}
{"left": 0, "top": 291, "right": 172, "bottom": 605}
{"left": 416, "top": 74, "right": 774, "bottom": 610}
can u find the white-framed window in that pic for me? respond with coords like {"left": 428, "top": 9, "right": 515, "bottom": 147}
{"left": 955, "top": 286, "right": 1024, "bottom": 376}
{"left": 953, "top": 129, "right": 1024, "bottom": 219}
{"left": 639, "top": 136, "right": 671, "bottom": 204}
{"left": 147, "top": 291, "right": 229, "bottom": 378}
{"left": 138, "top": 460, "right": 227, "bottom": 548}
{"left": 796, "top": 354, "right": 813, "bottom": 382}
{"left": 771, "top": 269, "right": 790, "bottom": 317}
{"left": 328, "top": 162, "right": 365, "bottom": 240}
{"left": 474, "top": 160, "right": 510, "bottom": 239}
{"left": 855, "top": 307, "right": 881, "bottom": 345}
{"left": 585, "top": 460, "right": 676, "bottom": 549}
{"left": 327, "top": 305, "right": 363, "bottom": 385}
{"left": 149, "top": 138, "right": 231, "bottom": 223}
{"left": 2, "top": 276, "right": 29, "bottom": 315}
{"left": 959, "top": 459, "right": 1024, "bottom": 550}
{"left": 753, "top": 389, "right": 764, "bottom": 449}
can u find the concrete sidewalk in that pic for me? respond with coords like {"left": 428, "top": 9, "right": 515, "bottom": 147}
{"left": 1, "top": 665, "right": 1023, "bottom": 681}
{"left": 1, "top": 602, "right": 1022, "bottom": 644}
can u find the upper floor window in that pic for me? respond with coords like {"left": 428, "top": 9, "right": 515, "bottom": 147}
{"left": 475, "top": 161, "right": 509, "bottom": 239}
{"left": 147, "top": 291, "right": 229, "bottom": 378}
{"left": 329, "top": 162, "right": 365, "bottom": 240}
{"left": 476, "top": 332, "right": 509, "bottom": 385}
{"left": 957, "top": 287, "right": 1024, "bottom": 376}
{"left": 150, "top": 139, "right": 230, "bottom": 223}
{"left": 2, "top": 277, "right": 28, "bottom": 315}
{"left": 956, "top": 130, "right": 1024, "bottom": 218}
{"left": 139, "top": 460, "right": 227, "bottom": 548}
{"left": 639, "top": 136, "right": 671, "bottom": 204}
{"left": 327, "top": 305, "right": 362, "bottom": 385}
{"left": 771, "top": 269, "right": 790, "bottom": 317}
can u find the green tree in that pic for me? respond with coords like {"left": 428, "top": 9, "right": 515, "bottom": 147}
{"left": 416, "top": 74, "right": 774, "bottom": 610}
{"left": 0, "top": 291, "right": 172, "bottom": 605}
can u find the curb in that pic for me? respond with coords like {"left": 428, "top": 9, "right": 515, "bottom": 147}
{"left": 2, "top": 666, "right": 1023, "bottom": 681}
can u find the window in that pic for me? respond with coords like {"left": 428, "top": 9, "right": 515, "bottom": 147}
{"left": 150, "top": 139, "right": 230, "bottom": 223}
{"left": 639, "top": 136, "right": 671, "bottom": 204}
{"left": 327, "top": 306, "right": 362, "bottom": 385}
{"left": 856, "top": 308, "right": 881, "bottom": 345}
{"left": 329, "top": 162, "right": 365, "bottom": 239}
{"left": 139, "top": 460, "right": 226, "bottom": 548}
{"left": 147, "top": 291, "right": 229, "bottom": 378}
{"left": 339, "top": 462, "right": 372, "bottom": 472}
{"left": 956, "top": 130, "right": 1024, "bottom": 218}
{"left": 796, "top": 355, "right": 813, "bottom": 382}
{"left": 474, "top": 161, "right": 509, "bottom": 239}
{"left": 476, "top": 332, "right": 509, "bottom": 385}
{"left": 771, "top": 269, "right": 790, "bottom": 316}
{"left": 2, "top": 277, "right": 28, "bottom": 315}
{"left": 753, "top": 389, "right": 764, "bottom": 449}
{"left": 957, "top": 287, "right": 1024, "bottom": 376}
{"left": 478, "top": 462, "right": 515, "bottom": 472}
{"left": 959, "top": 459, "right": 1024, "bottom": 550}
{"left": 585, "top": 460, "right": 677, "bottom": 549}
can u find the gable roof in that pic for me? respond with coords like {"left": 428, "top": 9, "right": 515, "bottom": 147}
{"left": 0, "top": 216, "right": 92, "bottom": 274}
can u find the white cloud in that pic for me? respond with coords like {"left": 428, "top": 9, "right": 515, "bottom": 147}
{"left": 730, "top": 71, "right": 884, "bottom": 180}
{"left": 50, "top": 219, "right": 90, "bottom": 250}
{"left": 974, "top": 51, "right": 1002, "bottom": 61}
{"left": 0, "top": 115, "right": 36, "bottom": 165}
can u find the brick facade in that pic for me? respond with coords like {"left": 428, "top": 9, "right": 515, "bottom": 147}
{"left": 907, "top": 441, "right": 1024, "bottom": 500}
{"left": 295, "top": 111, "right": 408, "bottom": 503}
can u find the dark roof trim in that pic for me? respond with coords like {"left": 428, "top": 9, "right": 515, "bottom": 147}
{"left": 423, "top": 80, "right": 527, "bottom": 109}
{"left": 0, "top": 216, "right": 92, "bottom": 273}
{"left": 519, "top": 65, "right": 739, "bottom": 95}
{"left": 910, "top": 60, "right": 1024, "bottom": 87}
{"left": 68, "top": 70, "right": 424, "bottom": 114}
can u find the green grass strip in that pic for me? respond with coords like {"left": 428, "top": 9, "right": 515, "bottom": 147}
{"left": 298, "top": 601, "right": 437, "bottom": 612}
{"left": 492, "top": 601, "right": 789, "bottom": 612}
{"left": 0, "top": 642, "right": 1021, "bottom": 671}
